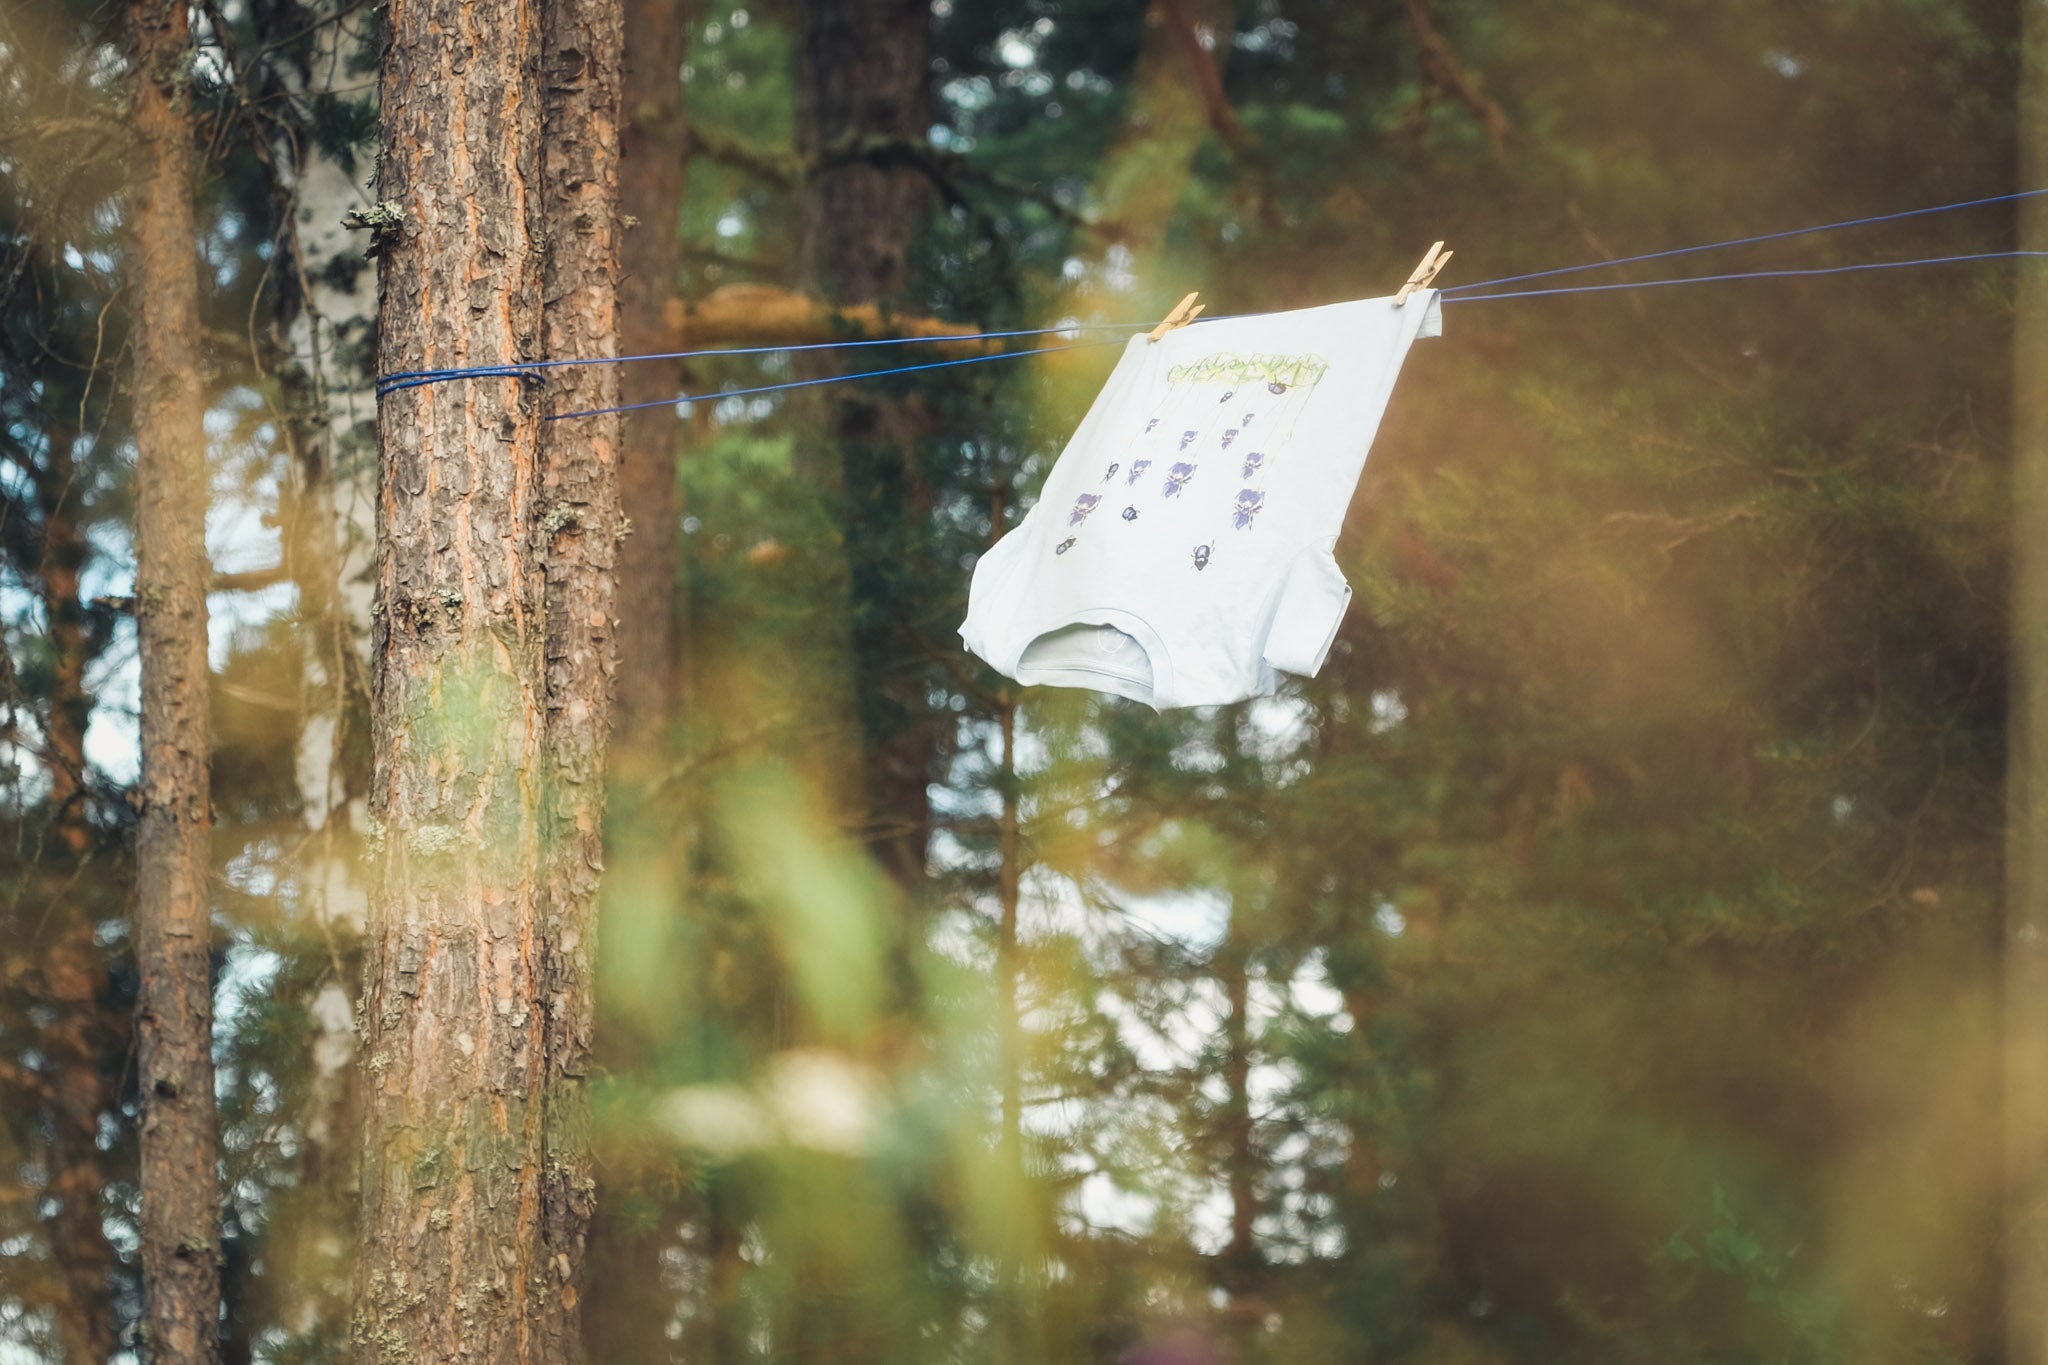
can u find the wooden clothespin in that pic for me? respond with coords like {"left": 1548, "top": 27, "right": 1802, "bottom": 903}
{"left": 1393, "top": 241, "right": 1453, "bottom": 305}
{"left": 1147, "top": 291, "right": 1204, "bottom": 342}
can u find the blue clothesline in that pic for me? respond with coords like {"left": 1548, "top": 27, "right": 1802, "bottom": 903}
{"left": 547, "top": 249, "right": 2044, "bottom": 421}
{"left": 1441, "top": 184, "right": 2048, "bottom": 295}
{"left": 376, "top": 184, "right": 2048, "bottom": 419}
{"left": 545, "top": 339, "right": 1128, "bottom": 422}
{"left": 373, "top": 321, "right": 1147, "bottom": 396}
{"left": 1442, "top": 249, "right": 2048, "bottom": 303}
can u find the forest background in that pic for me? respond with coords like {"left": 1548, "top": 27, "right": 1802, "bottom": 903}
{"left": 0, "top": 0, "right": 2042, "bottom": 1362}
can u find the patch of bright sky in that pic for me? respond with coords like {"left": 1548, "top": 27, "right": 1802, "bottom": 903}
{"left": 1243, "top": 693, "right": 1312, "bottom": 761}
{"left": 1120, "top": 886, "right": 1231, "bottom": 954}
{"left": 1059, "top": 243, "right": 1138, "bottom": 299}
{"left": 1231, "top": 14, "right": 1299, "bottom": 56}
{"left": 938, "top": 74, "right": 993, "bottom": 112}
{"left": 1370, "top": 686, "right": 1408, "bottom": 731}
{"left": 995, "top": 845, "right": 1359, "bottom": 1255}
{"left": 215, "top": 941, "right": 284, "bottom": 1069}
{"left": 83, "top": 393, "right": 298, "bottom": 785}
{"left": 0, "top": 1324, "right": 62, "bottom": 1365}
{"left": 1763, "top": 48, "right": 1805, "bottom": 78}
{"left": 1074, "top": 1171, "right": 1159, "bottom": 1238}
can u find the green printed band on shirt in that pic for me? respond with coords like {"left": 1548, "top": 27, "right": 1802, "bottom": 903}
{"left": 1166, "top": 351, "right": 1330, "bottom": 388}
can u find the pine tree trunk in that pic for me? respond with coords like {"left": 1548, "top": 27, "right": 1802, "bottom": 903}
{"left": 1219, "top": 947, "right": 1259, "bottom": 1303}
{"left": 992, "top": 698, "right": 1037, "bottom": 1365}
{"left": 36, "top": 430, "right": 124, "bottom": 1365}
{"left": 1047, "top": 0, "right": 1238, "bottom": 313}
{"left": 353, "top": 0, "right": 548, "bottom": 1354}
{"left": 129, "top": 0, "right": 223, "bottom": 1358}
{"left": 355, "top": 0, "right": 620, "bottom": 1353}
{"left": 537, "top": 0, "right": 624, "bottom": 1350}
{"left": 795, "top": 0, "right": 935, "bottom": 890}
{"left": 612, "top": 0, "right": 688, "bottom": 744}
{"left": 796, "top": 0, "right": 929, "bottom": 305}
{"left": 581, "top": 6, "right": 685, "bottom": 1352}
{"left": 2008, "top": 0, "right": 2048, "bottom": 1350}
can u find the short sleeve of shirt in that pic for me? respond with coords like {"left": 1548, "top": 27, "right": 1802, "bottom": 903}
{"left": 1262, "top": 541, "right": 1352, "bottom": 678}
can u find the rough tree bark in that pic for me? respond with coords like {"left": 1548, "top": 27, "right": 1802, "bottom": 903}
{"left": 612, "top": 0, "right": 687, "bottom": 744}
{"left": 353, "top": 0, "right": 620, "bottom": 1353}
{"left": 352, "top": 0, "right": 549, "bottom": 1355}
{"left": 795, "top": 0, "right": 935, "bottom": 889}
{"left": 796, "top": 0, "right": 929, "bottom": 307}
{"left": 128, "top": 0, "right": 224, "bottom": 1359}
{"left": 537, "top": 0, "right": 624, "bottom": 1347}
{"left": 582, "top": 1, "right": 681, "bottom": 1357}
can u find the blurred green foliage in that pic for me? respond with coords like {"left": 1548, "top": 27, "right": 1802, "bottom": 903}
{"left": 0, "top": 0, "right": 2028, "bottom": 1361}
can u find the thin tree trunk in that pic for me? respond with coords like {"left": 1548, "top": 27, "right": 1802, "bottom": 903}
{"left": 612, "top": 0, "right": 688, "bottom": 744}
{"left": 38, "top": 922, "right": 120, "bottom": 1365}
{"left": 584, "top": 3, "right": 684, "bottom": 1349}
{"left": 36, "top": 429, "right": 123, "bottom": 1365}
{"left": 997, "top": 700, "right": 1021, "bottom": 1193}
{"left": 1213, "top": 711, "right": 1263, "bottom": 1341}
{"left": 1219, "top": 946, "right": 1258, "bottom": 1301}
{"left": 1050, "top": 0, "right": 1239, "bottom": 317}
{"left": 795, "top": 0, "right": 935, "bottom": 891}
{"left": 537, "top": 0, "right": 625, "bottom": 1351}
{"left": 2007, "top": 1, "right": 2048, "bottom": 1352}
{"left": 591, "top": 0, "right": 686, "bottom": 1030}
{"left": 129, "top": 0, "right": 223, "bottom": 1358}
{"left": 993, "top": 698, "right": 1032, "bottom": 1365}
{"left": 352, "top": 0, "right": 552, "bottom": 1356}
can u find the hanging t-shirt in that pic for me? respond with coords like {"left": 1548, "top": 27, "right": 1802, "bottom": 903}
{"left": 959, "top": 291, "right": 1442, "bottom": 709}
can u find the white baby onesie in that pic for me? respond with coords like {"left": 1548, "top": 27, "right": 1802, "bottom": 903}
{"left": 959, "top": 290, "right": 1441, "bottom": 709}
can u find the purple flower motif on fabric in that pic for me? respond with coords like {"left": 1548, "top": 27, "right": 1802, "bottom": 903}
{"left": 1267, "top": 380, "right": 1288, "bottom": 395}
{"left": 1121, "top": 506, "right": 1138, "bottom": 521}
{"left": 1163, "top": 462, "right": 1197, "bottom": 498}
{"left": 1145, "top": 418, "right": 1160, "bottom": 434}
{"left": 1102, "top": 462, "right": 1119, "bottom": 482}
{"left": 1178, "top": 430, "right": 1198, "bottom": 451}
{"left": 1240, "top": 450, "right": 1265, "bottom": 480}
{"left": 1069, "top": 493, "right": 1101, "bottom": 525}
{"left": 1243, "top": 412, "right": 1255, "bottom": 426}
{"left": 1126, "top": 459, "right": 1152, "bottom": 486}
{"left": 1055, "top": 537, "right": 1076, "bottom": 555}
{"left": 1232, "top": 489, "right": 1265, "bottom": 530}
{"left": 1192, "top": 543, "right": 1212, "bottom": 570}
{"left": 1219, "top": 391, "right": 1235, "bottom": 404}
{"left": 1220, "top": 429, "right": 1239, "bottom": 450}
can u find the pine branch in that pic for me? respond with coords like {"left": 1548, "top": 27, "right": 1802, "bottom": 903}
{"left": 685, "top": 126, "right": 1113, "bottom": 238}
{"left": 818, "top": 132, "right": 1110, "bottom": 237}
{"left": 684, "top": 125, "right": 806, "bottom": 185}
{"left": 210, "top": 565, "right": 294, "bottom": 594}
{"left": 1155, "top": 0, "right": 1244, "bottom": 146}
{"left": 1403, "top": 0, "right": 1513, "bottom": 153}
{"left": 20, "top": 116, "right": 125, "bottom": 142}
{"left": 663, "top": 282, "right": 1008, "bottom": 354}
